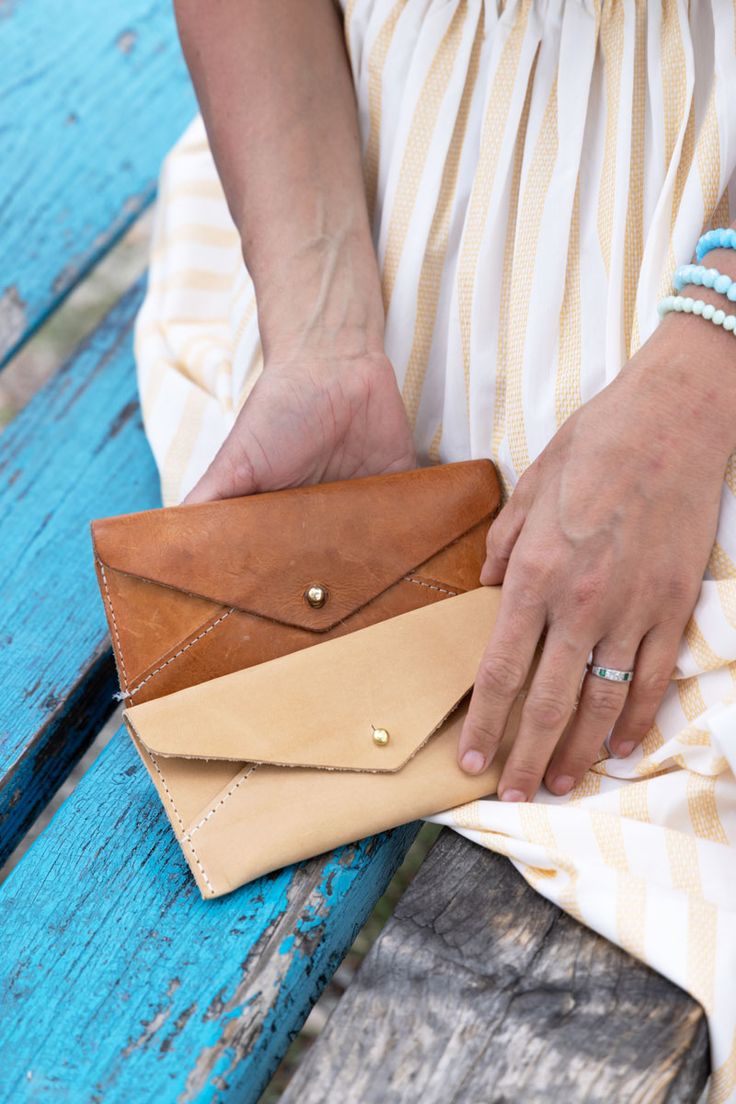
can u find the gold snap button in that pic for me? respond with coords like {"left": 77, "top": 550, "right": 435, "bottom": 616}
{"left": 372, "top": 727, "right": 390, "bottom": 747}
{"left": 305, "top": 584, "right": 328, "bottom": 609}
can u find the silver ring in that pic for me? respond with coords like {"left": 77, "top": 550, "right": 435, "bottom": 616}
{"left": 587, "top": 663, "right": 634, "bottom": 684}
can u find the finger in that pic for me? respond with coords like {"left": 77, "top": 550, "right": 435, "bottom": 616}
{"left": 544, "top": 634, "right": 639, "bottom": 794}
{"left": 607, "top": 623, "right": 681, "bottom": 757}
{"left": 480, "top": 498, "right": 526, "bottom": 585}
{"left": 182, "top": 439, "right": 258, "bottom": 505}
{"left": 496, "top": 626, "right": 591, "bottom": 802}
{"left": 458, "top": 584, "right": 546, "bottom": 775}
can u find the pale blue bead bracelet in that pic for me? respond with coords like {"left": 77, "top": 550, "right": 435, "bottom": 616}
{"left": 673, "top": 263, "right": 736, "bottom": 300}
{"left": 657, "top": 293, "right": 736, "bottom": 333}
{"left": 696, "top": 226, "right": 736, "bottom": 262}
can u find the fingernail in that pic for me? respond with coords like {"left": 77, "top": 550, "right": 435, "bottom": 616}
{"left": 613, "top": 740, "right": 635, "bottom": 759}
{"left": 500, "top": 788, "right": 526, "bottom": 802}
{"left": 549, "top": 774, "right": 575, "bottom": 795}
{"left": 461, "top": 750, "right": 487, "bottom": 774}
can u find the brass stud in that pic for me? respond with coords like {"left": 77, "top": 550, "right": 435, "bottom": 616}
{"left": 372, "top": 727, "right": 390, "bottom": 747}
{"left": 304, "top": 584, "right": 328, "bottom": 609}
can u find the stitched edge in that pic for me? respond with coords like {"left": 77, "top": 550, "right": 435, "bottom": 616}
{"left": 125, "top": 608, "right": 235, "bottom": 700}
{"left": 184, "top": 765, "right": 258, "bottom": 839}
{"left": 103, "top": 570, "right": 218, "bottom": 895}
{"left": 402, "top": 575, "right": 459, "bottom": 598}
{"left": 144, "top": 747, "right": 216, "bottom": 897}
{"left": 98, "top": 560, "right": 129, "bottom": 690}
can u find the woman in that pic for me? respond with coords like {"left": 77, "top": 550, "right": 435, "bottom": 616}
{"left": 136, "top": 2, "right": 736, "bottom": 1095}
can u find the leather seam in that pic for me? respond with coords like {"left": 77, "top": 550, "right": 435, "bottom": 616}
{"left": 185, "top": 765, "right": 259, "bottom": 839}
{"left": 401, "top": 576, "right": 459, "bottom": 598}
{"left": 144, "top": 747, "right": 216, "bottom": 897}
{"left": 124, "top": 608, "right": 236, "bottom": 700}
{"left": 98, "top": 560, "right": 129, "bottom": 690}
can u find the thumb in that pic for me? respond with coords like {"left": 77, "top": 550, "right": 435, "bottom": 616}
{"left": 479, "top": 500, "right": 525, "bottom": 585}
{"left": 182, "top": 439, "right": 258, "bottom": 505}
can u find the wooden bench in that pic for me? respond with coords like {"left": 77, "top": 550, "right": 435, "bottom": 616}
{"left": 0, "top": 5, "right": 711, "bottom": 1101}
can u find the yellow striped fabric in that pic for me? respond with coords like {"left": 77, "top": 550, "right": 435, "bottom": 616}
{"left": 135, "top": 2, "right": 736, "bottom": 1095}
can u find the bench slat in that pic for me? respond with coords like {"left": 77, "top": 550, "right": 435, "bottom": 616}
{"left": 0, "top": 0, "right": 195, "bottom": 366}
{"left": 282, "top": 829, "right": 710, "bottom": 1103}
{"left": 0, "top": 278, "right": 159, "bottom": 861}
{"left": 0, "top": 728, "right": 419, "bottom": 1102}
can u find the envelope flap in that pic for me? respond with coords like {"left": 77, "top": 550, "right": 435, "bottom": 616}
{"left": 124, "top": 586, "right": 502, "bottom": 773}
{"left": 92, "top": 461, "right": 499, "bottom": 632}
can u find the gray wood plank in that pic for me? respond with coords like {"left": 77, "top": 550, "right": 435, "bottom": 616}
{"left": 281, "top": 828, "right": 709, "bottom": 1104}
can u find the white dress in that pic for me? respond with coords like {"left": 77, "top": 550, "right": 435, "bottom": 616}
{"left": 135, "top": 3, "right": 736, "bottom": 1095}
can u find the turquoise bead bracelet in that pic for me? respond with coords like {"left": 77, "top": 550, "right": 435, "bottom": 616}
{"left": 673, "top": 263, "right": 736, "bottom": 300}
{"left": 696, "top": 226, "right": 736, "bottom": 262}
{"left": 657, "top": 293, "right": 736, "bottom": 333}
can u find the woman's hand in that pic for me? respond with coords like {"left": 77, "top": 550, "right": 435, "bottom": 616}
{"left": 184, "top": 348, "right": 416, "bottom": 502}
{"left": 457, "top": 311, "right": 736, "bottom": 800}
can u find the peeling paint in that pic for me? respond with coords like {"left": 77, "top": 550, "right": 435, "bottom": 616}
{"left": 116, "top": 29, "right": 137, "bottom": 54}
{"left": 0, "top": 286, "right": 28, "bottom": 363}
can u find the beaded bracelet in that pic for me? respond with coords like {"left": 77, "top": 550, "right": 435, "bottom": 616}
{"left": 673, "top": 263, "right": 736, "bottom": 300}
{"left": 657, "top": 293, "right": 736, "bottom": 333}
{"left": 696, "top": 226, "right": 736, "bottom": 262}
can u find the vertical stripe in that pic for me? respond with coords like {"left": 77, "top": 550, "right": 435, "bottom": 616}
{"left": 623, "top": 0, "right": 646, "bottom": 354}
{"left": 381, "top": 5, "right": 468, "bottom": 310}
{"left": 687, "top": 896, "right": 718, "bottom": 1012}
{"left": 555, "top": 183, "right": 582, "bottom": 427}
{"left": 492, "top": 49, "right": 537, "bottom": 464}
{"left": 363, "top": 1, "right": 407, "bottom": 219}
{"left": 507, "top": 77, "right": 559, "bottom": 474}
{"left": 596, "top": 4, "right": 626, "bottom": 274}
{"left": 455, "top": 1, "right": 533, "bottom": 426}
{"left": 402, "top": 14, "right": 483, "bottom": 425}
{"left": 687, "top": 774, "right": 729, "bottom": 844}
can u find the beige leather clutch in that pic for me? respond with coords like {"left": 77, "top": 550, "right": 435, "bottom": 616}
{"left": 124, "top": 587, "right": 531, "bottom": 899}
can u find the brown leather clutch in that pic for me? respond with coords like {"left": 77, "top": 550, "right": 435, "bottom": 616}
{"left": 91, "top": 460, "right": 527, "bottom": 899}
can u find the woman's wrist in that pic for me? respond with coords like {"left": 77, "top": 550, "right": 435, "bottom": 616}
{"left": 622, "top": 304, "right": 736, "bottom": 464}
{"left": 247, "top": 210, "right": 386, "bottom": 365}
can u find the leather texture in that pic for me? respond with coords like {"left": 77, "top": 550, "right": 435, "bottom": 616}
{"left": 91, "top": 460, "right": 512, "bottom": 898}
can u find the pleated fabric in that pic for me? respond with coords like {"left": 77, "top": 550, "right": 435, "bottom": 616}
{"left": 135, "top": 2, "right": 736, "bottom": 1095}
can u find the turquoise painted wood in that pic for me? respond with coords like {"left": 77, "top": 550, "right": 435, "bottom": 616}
{"left": 0, "top": 278, "right": 161, "bottom": 862}
{"left": 0, "top": 724, "right": 419, "bottom": 1102}
{"left": 0, "top": 0, "right": 196, "bottom": 366}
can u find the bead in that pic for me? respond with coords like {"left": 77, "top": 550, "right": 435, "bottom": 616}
{"left": 696, "top": 226, "right": 736, "bottom": 262}
{"left": 703, "top": 268, "right": 716, "bottom": 288}
{"left": 715, "top": 274, "right": 731, "bottom": 294}
{"left": 657, "top": 293, "right": 736, "bottom": 338}
{"left": 372, "top": 727, "right": 390, "bottom": 747}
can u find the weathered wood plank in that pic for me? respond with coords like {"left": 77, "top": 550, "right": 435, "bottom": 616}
{"left": 282, "top": 829, "right": 710, "bottom": 1103}
{"left": 0, "top": 728, "right": 419, "bottom": 1103}
{"left": 0, "top": 0, "right": 195, "bottom": 365}
{"left": 0, "top": 278, "right": 160, "bottom": 862}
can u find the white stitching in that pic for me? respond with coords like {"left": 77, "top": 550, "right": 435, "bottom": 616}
{"left": 144, "top": 747, "right": 215, "bottom": 896}
{"left": 100, "top": 563, "right": 217, "bottom": 894}
{"left": 125, "top": 608, "right": 235, "bottom": 700}
{"left": 98, "top": 561, "right": 129, "bottom": 689}
{"left": 184, "top": 765, "right": 259, "bottom": 839}
{"left": 402, "top": 575, "right": 459, "bottom": 598}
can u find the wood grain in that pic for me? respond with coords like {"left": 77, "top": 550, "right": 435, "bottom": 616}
{"left": 282, "top": 829, "right": 710, "bottom": 1103}
{"left": 0, "top": 725, "right": 420, "bottom": 1102}
{"left": 0, "top": 279, "right": 161, "bottom": 862}
{"left": 0, "top": 0, "right": 195, "bottom": 366}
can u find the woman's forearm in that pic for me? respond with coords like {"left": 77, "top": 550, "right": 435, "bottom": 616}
{"left": 174, "top": 0, "right": 384, "bottom": 360}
